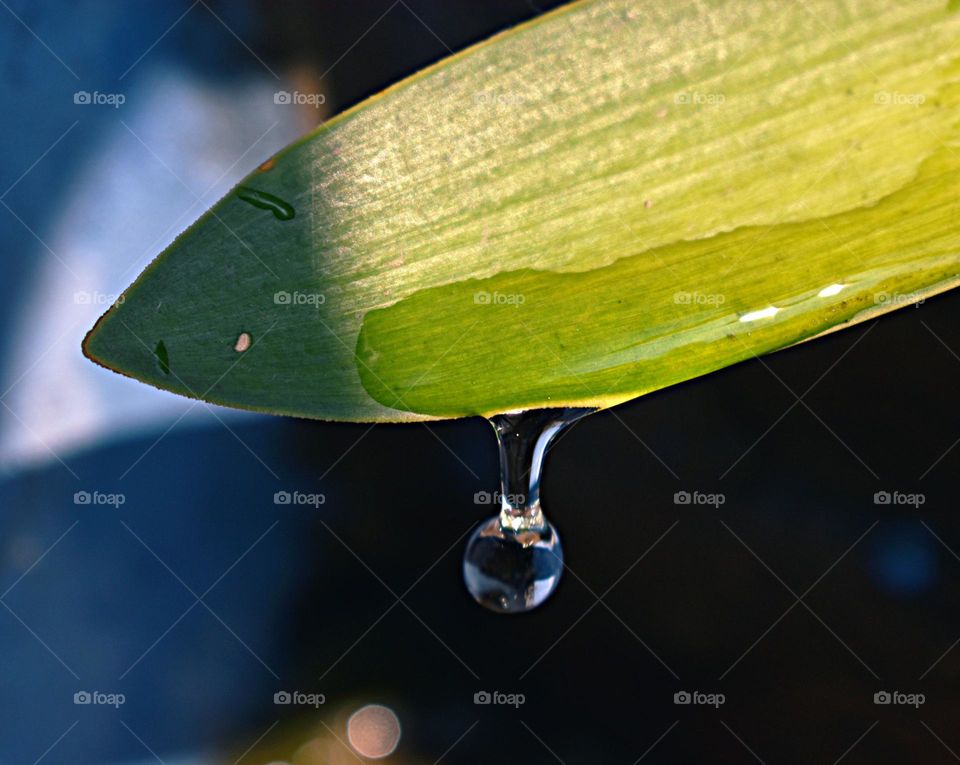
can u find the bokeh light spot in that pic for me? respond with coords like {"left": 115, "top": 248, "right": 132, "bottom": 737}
{"left": 347, "top": 704, "right": 401, "bottom": 759}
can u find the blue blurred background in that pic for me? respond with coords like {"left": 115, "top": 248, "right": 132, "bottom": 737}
{"left": 1, "top": 1, "right": 959, "bottom": 763}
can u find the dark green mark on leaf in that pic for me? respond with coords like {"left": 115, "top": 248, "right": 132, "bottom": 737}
{"left": 236, "top": 186, "right": 295, "bottom": 221}
{"left": 154, "top": 340, "right": 170, "bottom": 375}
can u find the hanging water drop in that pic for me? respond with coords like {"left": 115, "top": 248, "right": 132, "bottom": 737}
{"left": 463, "top": 407, "right": 593, "bottom": 613}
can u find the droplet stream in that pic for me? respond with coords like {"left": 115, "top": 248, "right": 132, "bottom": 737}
{"left": 463, "top": 407, "right": 593, "bottom": 613}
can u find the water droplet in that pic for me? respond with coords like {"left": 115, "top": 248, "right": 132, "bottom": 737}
{"left": 739, "top": 305, "right": 779, "bottom": 322}
{"left": 154, "top": 340, "right": 170, "bottom": 375}
{"left": 237, "top": 186, "right": 295, "bottom": 220}
{"left": 234, "top": 332, "right": 251, "bottom": 352}
{"left": 818, "top": 283, "right": 846, "bottom": 298}
{"left": 463, "top": 407, "right": 592, "bottom": 613}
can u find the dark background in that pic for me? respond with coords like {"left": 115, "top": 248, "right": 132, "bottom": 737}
{"left": 1, "top": 1, "right": 959, "bottom": 763}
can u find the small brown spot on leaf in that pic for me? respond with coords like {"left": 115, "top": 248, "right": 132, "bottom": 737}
{"left": 259, "top": 157, "right": 276, "bottom": 172}
{"left": 234, "top": 332, "right": 252, "bottom": 352}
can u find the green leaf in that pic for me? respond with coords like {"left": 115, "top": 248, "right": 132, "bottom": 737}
{"left": 84, "top": 0, "right": 960, "bottom": 421}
